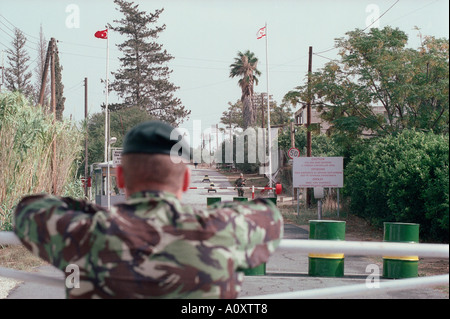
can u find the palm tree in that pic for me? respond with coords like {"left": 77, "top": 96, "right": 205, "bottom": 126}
{"left": 229, "top": 50, "right": 261, "bottom": 129}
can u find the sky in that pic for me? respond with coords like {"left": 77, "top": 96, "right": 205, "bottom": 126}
{"left": 0, "top": 0, "right": 449, "bottom": 145}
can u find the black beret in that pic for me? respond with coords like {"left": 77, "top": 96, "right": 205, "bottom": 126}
{"left": 122, "top": 121, "right": 190, "bottom": 161}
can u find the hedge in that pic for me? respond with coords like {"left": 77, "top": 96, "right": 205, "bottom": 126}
{"left": 344, "top": 130, "right": 449, "bottom": 242}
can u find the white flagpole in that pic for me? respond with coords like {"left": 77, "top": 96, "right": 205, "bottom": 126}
{"left": 265, "top": 23, "right": 273, "bottom": 191}
{"left": 105, "top": 27, "right": 111, "bottom": 209}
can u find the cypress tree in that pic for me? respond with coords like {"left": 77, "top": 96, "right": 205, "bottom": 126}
{"left": 110, "top": 0, "right": 190, "bottom": 125}
{"left": 5, "top": 28, "right": 34, "bottom": 98}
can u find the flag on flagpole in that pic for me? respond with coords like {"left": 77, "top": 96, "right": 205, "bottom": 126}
{"left": 256, "top": 26, "right": 266, "bottom": 39}
{"left": 94, "top": 29, "right": 108, "bottom": 39}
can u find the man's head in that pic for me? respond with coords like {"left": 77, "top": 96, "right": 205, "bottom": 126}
{"left": 117, "top": 121, "right": 191, "bottom": 199}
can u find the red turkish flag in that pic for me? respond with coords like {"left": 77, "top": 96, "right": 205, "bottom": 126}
{"left": 94, "top": 29, "right": 108, "bottom": 39}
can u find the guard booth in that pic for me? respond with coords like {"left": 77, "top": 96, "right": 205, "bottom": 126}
{"left": 91, "top": 162, "right": 126, "bottom": 207}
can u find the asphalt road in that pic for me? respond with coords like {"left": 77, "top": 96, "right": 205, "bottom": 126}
{"left": 4, "top": 166, "right": 448, "bottom": 299}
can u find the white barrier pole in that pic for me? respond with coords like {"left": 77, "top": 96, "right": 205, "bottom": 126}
{"left": 0, "top": 231, "right": 448, "bottom": 297}
{"left": 0, "top": 232, "right": 21, "bottom": 246}
{"left": 1, "top": 233, "right": 449, "bottom": 258}
{"left": 242, "top": 274, "right": 449, "bottom": 299}
{"left": 277, "top": 239, "right": 449, "bottom": 258}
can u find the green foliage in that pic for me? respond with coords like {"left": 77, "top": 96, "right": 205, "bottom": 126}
{"left": 78, "top": 106, "right": 155, "bottom": 176}
{"left": 278, "top": 126, "right": 342, "bottom": 158}
{"left": 285, "top": 27, "right": 449, "bottom": 142}
{"left": 0, "top": 92, "right": 84, "bottom": 230}
{"left": 220, "top": 98, "right": 293, "bottom": 129}
{"left": 229, "top": 50, "right": 261, "bottom": 129}
{"left": 345, "top": 130, "right": 449, "bottom": 242}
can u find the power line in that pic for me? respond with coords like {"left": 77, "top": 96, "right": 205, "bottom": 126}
{"left": 0, "top": 14, "right": 40, "bottom": 42}
{"left": 363, "top": 0, "right": 400, "bottom": 31}
{"left": 0, "top": 23, "right": 40, "bottom": 53}
{"left": 313, "top": 0, "right": 402, "bottom": 60}
{"left": 313, "top": 54, "right": 338, "bottom": 62}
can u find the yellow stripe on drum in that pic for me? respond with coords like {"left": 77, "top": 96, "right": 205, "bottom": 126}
{"left": 383, "top": 256, "right": 419, "bottom": 261}
{"left": 308, "top": 253, "right": 344, "bottom": 259}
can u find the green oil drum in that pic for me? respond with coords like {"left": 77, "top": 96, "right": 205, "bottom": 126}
{"left": 308, "top": 220, "right": 346, "bottom": 277}
{"left": 267, "top": 197, "right": 277, "bottom": 205}
{"left": 233, "top": 197, "right": 248, "bottom": 202}
{"left": 207, "top": 197, "right": 221, "bottom": 207}
{"left": 240, "top": 263, "right": 266, "bottom": 276}
{"left": 383, "top": 222, "right": 419, "bottom": 279}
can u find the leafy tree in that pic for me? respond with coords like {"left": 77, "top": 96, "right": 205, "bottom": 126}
{"left": 220, "top": 100, "right": 244, "bottom": 129}
{"left": 278, "top": 126, "right": 340, "bottom": 158}
{"left": 220, "top": 98, "right": 293, "bottom": 129}
{"left": 109, "top": 0, "right": 190, "bottom": 125}
{"left": 286, "top": 27, "right": 449, "bottom": 141}
{"left": 229, "top": 50, "right": 261, "bottom": 129}
{"left": 4, "top": 28, "right": 34, "bottom": 98}
{"left": 270, "top": 101, "right": 294, "bottom": 127}
{"left": 78, "top": 106, "right": 155, "bottom": 176}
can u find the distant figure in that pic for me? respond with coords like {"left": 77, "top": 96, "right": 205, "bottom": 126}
{"left": 234, "top": 173, "right": 246, "bottom": 197}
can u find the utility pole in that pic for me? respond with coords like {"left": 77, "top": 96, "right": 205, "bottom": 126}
{"left": 84, "top": 77, "right": 89, "bottom": 198}
{"left": 229, "top": 111, "right": 232, "bottom": 143}
{"left": 261, "top": 93, "right": 265, "bottom": 129}
{"left": 290, "top": 121, "right": 295, "bottom": 148}
{"left": 306, "top": 46, "right": 313, "bottom": 207}
{"left": 50, "top": 38, "right": 57, "bottom": 194}
{"left": 0, "top": 50, "right": 4, "bottom": 92}
{"left": 38, "top": 40, "right": 52, "bottom": 106}
{"left": 209, "top": 132, "right": 212, "bottom": 168}
{"left": 215, "top": 124, "right": 219, "bottom": 158}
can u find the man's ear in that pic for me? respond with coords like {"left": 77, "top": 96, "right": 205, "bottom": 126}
{"left": 117, "top": 165, "right": 125, "bottom": 189}
{"left": 182, "top": 166, "right": 191, "bottom": 193}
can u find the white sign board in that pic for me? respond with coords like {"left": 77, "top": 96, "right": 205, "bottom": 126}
{"left": 112, "top": 148, "right": 123, "bottom": 166}
{"left": 293, "top": 157, "right": 343, "bottom": 188}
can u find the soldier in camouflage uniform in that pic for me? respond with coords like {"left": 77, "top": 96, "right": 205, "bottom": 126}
{"left": 14, "top": 121, "right": 283, "bottom": 299}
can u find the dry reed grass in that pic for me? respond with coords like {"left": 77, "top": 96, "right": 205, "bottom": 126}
{"left": 0, "top": 92, "right": 84, "bottom": 230}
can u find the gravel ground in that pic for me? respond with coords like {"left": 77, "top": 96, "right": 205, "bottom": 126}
{"left": 0, "top": 277, "right": 20, "bottom": 299}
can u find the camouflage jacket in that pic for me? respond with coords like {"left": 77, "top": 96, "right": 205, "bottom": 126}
{"left": 14, "top": 191, "right": 283, "bottom": 299}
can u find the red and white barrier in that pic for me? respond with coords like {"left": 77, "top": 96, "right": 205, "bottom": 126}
{"left": 189, "top": 184, "right": 282, "bottom": 199}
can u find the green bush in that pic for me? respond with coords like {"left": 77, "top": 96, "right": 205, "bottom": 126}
{"left": 345, "top": 130, "right": 449, "bottom": 242}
